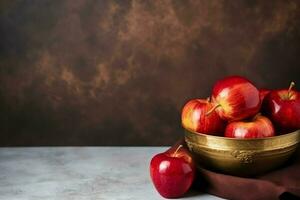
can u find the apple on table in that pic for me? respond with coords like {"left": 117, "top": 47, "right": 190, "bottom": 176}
{"left": 150, "top": 143, "right": 196, "bottom": 198}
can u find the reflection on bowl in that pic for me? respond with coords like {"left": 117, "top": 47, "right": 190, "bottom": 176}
{"left": 184, "top": 128, "right": 300, "bottom": 176}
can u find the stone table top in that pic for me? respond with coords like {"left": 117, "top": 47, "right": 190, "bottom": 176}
{"left": 0, "top": 147, "right": 224, "bottom": 200}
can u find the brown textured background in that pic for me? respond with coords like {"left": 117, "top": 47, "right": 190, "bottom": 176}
{"left": 0, "top": 0, "right": 300, "bottom": 146}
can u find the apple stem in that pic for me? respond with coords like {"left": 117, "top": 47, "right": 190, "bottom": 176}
{"left": 288, "top": 81, "right": 296, "bottom": 98}
{"left": 205, "top": 104, "right": 221, "bottom": 116}
{"left": 173, "top": 145, "right": 183, "bottom": 156}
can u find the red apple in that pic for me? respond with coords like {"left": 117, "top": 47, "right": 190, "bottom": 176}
{"left": 150, "top": 143, "right": 196, "bottom": 198}
{"left": 263, "top": 82, "right": 300, "bottom": 132}
{"left": 181, "top": 99, "right": 225, "bottom": 135}
{"left": 225, "top": 115, "right": 275, "bottom": 138}
{"left": 209, "top": 76, "right": 261, "bottom": 121}
{"left": 259, "top": 88, "right": 271, "bottom": 102}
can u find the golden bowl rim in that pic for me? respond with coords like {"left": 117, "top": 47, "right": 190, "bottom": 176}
{"left": 183, "top": 126, "right": 300, "bottom": 141}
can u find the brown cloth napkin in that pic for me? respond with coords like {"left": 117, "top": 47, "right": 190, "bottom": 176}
{"left": 177, "top": 139, "right": 300, "bottom": 200}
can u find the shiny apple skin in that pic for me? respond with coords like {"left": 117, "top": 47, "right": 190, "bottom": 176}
{"left": 150, "top": 145, "right": 195, "bottom": 198}
{"left": 225, "top": 115, "right": 275, "bottom": 138}
{"left": 263, "top": 89, "right": 300, "bottom": 132}
{"left": 181, "top": 99, "right": 226, "bottom": 135}
{"left": 212, "top": 76, "right": 261, "bottom": 121}
{"left": 259, "top": 88, "right": 271, "bottom": 102}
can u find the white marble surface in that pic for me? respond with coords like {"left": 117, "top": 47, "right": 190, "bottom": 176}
{"left": 0, "top": 147, "right": 224, "bottom": 200}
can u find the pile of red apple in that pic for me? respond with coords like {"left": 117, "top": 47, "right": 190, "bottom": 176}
{"left": 150, "top": 76, "right": 300, "bottom": 198}
{"left": 182, "top": 75, "right": 300, "bottom": 137}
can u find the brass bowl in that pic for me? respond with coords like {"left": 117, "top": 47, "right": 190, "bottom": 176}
{"left": 185, "top": 128, "right": 300, "bottom": 176}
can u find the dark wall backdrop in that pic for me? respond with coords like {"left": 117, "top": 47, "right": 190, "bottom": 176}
{"left": 0, "top": 0, "right": 300, "bottom": 146}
